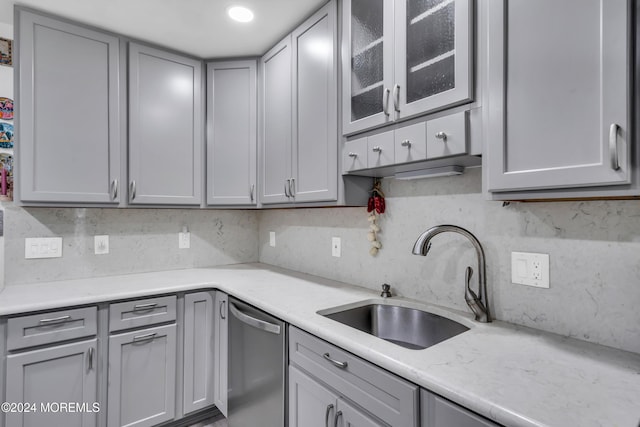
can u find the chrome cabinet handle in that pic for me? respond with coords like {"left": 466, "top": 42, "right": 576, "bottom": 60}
{"left": 325, "top": 404, "right": 334, "bottom": 427}
{"left": 401, "top": 139, "right": 411, "bottom": 148}
{"left": 39, "top": 315, "right": 71, "bottom": 325}
{"left": 133, "top": 332, "right": 157, "bottom": 342}
{"left": 285, "top": 180, "right": 290, "bottom": 198}
{"left": 290, "top": 178, "right": 295, "bottom": 197}
{"left": 111, "top": 179, "right": 118, "bottom": 200}
{"left": 133, "top": 303, "right": 157, "bottom": 311}
{"left": 249, "top": 184, "right": 255, "bottom": 202}
{"left": 323, "top": 353, "right": 348, "bottom": 369}
{"left": 610, "top": 123, "right": 620, "bottom": 171}
{"left": 228, "top": 302, "right": 281, "bottom": 335}
{"left": 435, "top": 131, "right": 448, "bottom": 142}
{"left": 88, "top": 347, "right": 94, "bottom": 371}
{"left": 392, "top": 84, "right": 400, "bottom": 112}
{"left": 130, "top": 180, "right": 137, "bottom": 200}
{"left": 333, "top": 410, "right": 343, "bottom": 427}
{"left": 348, "top": 152, "right": 358, "bottom": 158}
{"left": 372, "top": 146, "right": 382, "bottom": 153}
{"left": 382, "top": 88, "right": 391, "bottom": 116}
{"left": 219, "top": 300, "right": 226, "bottom": 320}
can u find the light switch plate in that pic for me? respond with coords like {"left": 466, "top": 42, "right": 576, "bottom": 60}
{"left": 511, "top": 252, "right": 550, "bottom": 288}
{"left": 179, "top": 232, "right": 190, "bottom": 249}
{"left": 25, "top": 237, "right": 63, "bottom": 259}
{"left": 94, "top": 235, "right": 109, "bottom": 255}
{"left": 269, "top": 231, "right": 276, "bottom": 247}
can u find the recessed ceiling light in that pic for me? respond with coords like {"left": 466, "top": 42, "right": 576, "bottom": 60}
{"left": 227, "top": 6, "right": 254, "bottom": 23}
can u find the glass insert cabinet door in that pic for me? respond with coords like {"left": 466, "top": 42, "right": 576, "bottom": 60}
{"left": 342, "top": 0, "right": 473, "bottom": 135}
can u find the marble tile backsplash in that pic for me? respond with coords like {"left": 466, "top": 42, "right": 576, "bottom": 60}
{"left": 3, "top": 206, "right": 258, "bottom": 285}
{"left": 258, "top": 168, "right": 640, "bottom": 354}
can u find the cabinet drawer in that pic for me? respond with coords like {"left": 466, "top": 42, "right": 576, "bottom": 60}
{"left": 421, "top": 389, "right": 500, "bottom": 427}
{"left": 343, "top": 137, "right": 368, "bottom": 172}
{"left": 109, "top": 295, "right": 177, "bottom": 332}
{"left": 289, "top": 327, "right": 418, "bottom": 426}
{"left": 395, "top": 122, "right": 427, "bottom": 163}
{"left": 426, "top": 111, "right": 468, "bottom": 159}
{"left": 7, "top": 306, "right": 97, "bottom": 351}
{"left": 367, "top": 131, "right": 395, "bottom": 168}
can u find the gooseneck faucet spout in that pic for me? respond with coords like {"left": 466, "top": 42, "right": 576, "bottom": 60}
{"left": 412, "top": 225, "right": 492, "bottom": 323}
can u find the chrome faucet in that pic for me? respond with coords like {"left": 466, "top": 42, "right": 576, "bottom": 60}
{"left": 412, "top": 225, "right": 492, "bottom": 323}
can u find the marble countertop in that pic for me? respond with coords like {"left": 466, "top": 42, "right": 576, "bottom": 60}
{"left": 1, "top": 263, "right": 639, "bottom": 427}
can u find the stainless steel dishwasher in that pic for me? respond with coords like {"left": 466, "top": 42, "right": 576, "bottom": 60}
{"left": 228, "top": 297, "right": 286, "bottom": 426}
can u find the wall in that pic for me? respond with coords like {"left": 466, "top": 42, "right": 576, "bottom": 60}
{"left": 259, "top": 168, "right": 640, "bottom": 355}
{"left": 3, "top": 206, "right": 258, "bottom": 285}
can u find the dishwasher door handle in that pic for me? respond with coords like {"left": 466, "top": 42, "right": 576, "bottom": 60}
{"left": 229, "top": 302, "right": 281, "bottom": 335}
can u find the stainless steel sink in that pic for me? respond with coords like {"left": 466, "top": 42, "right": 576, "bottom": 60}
{"left": 321, "top": 303, "right": 469, "bottom": 350}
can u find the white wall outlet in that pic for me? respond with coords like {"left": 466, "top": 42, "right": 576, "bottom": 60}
{"left": 269, "top": 231, "right": 276, "bottom": 247}
{"left": 332, "top": 237, "right": 341, "bottom": 257}
{"left": 179, "top": 231, "right": 191, "bottom": 249}
{"left": 25, "top": 237, "right": 63, "bottom": 259}
{"left": 94, "top": 235, "right": 109, "bottom": 255}
{"left": 511, "top": 252, "right": 550, "bottom": 288}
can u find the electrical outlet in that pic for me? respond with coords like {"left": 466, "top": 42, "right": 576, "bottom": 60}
{"left": 25, "top": 237, "right": 63, "bottom": 259}
{"left": 332, "top": 237, "right": 341, "bottom": 257}
{"left": 94, "top": 235, "right": 109, "bottom": 255}
{"left": 511, "top": 252, "right": 550, "bottom": 288}
{"left": 179, "top": 231, "right": 190, "bottom": 249}
{"left": 269, "top": 231, "right": 276, "bottom": 247}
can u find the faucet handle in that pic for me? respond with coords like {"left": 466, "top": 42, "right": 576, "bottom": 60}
{"left": 381, "top": 283, "right": 392, "bottom": 298}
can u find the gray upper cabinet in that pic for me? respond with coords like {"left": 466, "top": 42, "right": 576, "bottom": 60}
{"left": 485, "top": 0, "right": 631, "bottom": 197}
{"left": 128, "top": 43, "right": 203, "bottom": 205}
{"left": 342, "top": 0, "right": 473, "bottom": 135}
{"left": 17, "top": 9, "right": 121, "bottom": 204}
{"left": 260, "top": 1, "right": 339, "bottom": 205}
{"left": 5, "top": 339, "right": 98, "bottom": 427}
{"left": 183, "top": 292, "right": 215, "bottom": 415}
{"left": 260, "top": 36, "right": 293, "bottom": 205}
{"left": 207, "top": 60, "right": 257, "bottom": 206}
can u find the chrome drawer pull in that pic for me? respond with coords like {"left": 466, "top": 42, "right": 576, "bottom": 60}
{"left": 382, "top": 88, "right": 391, "bottom": 116}
{"left": 130, "top": 180, "right": 137, "bottom": 200}
{"left": 39, "top": 315, "right": 71, "bottom": 325}
{"left": 111, "top": 179, "right": 118, "bottom": 200}
{"left": 219, "top": 300, "right": 226, "bottom": 320}
{"left": 249, "top": 184, "right": 255, "bottom": 202}
{"left": 325, "top": 404, "right": 334, "bottom": 427}
{"left": 323, "top": 353, "right": 348, "bottom": 369}
{"left": 88, "top": 347, "right": 94, "bottom": 370}
{"left": 133, "top": 303, "right": 158, "bottom": 311}
{"left": 285, "top": 179, "right": 291, "bottom": 198}
{"left": 401, "top": 139, "right": 411, "bottom": 148}
{"left": 392, "top": 84, "right": 400, "bottom": 112}
{"left": 333, "top": 410, "right": 343, "bottom": 427}
{"left": 435, "top": 131, "right": 448, "bottom": 142}
{"left": 348, "top": 152, "right": 358, "bottom": 158}
{"left": 610, "top": 123, "right": 620, "bottom": 171}
{"left": 133, "top": 332, "right": 157, "bottom": 342}
{"left": 372, "top": 146, "right": 382, "bottom": 153}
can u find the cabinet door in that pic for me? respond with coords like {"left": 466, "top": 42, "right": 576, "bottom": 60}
{"left": 342, "top": 0, "right": 395, "bottom": 135}
{"left": 5, "top": 339, "right": 98, "bottom": 427}
{"left": 394, "top": 0, "right": 473, "bottom": 119}
{"left": 128, "top": 43, "right": 202, "bottom": 205}
{"left": 213, "top": 292, "right": 228, "bottom": 417}
{"left": 291, "top": 1, "right": 338, "bottom": 203}
{"left": 486, "top": 0, "right": 630, "bottom": 193}
{"left": 337, "top": 399, "right": 386, "bottom": 427}
{"left": 107, "top": 324, "right": 176, "bottom": 427}
{"left": 289, "top": 366, "right": 337, "bottom": 427}
{"left": 207, "top": 60, "right": 257, "bottom": 206}
{"left": 17, "top": 11, "right": 121, "bottom": 204}
{"left": 183, "top": 292, "right": 215, "bottom": 414}
{"left": 421, "top": 389, "right": 499, "bottom": 427}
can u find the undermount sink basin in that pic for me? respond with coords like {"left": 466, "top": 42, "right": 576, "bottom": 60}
{"left": 320, "top": 303, "right": 469, "bottom": 350}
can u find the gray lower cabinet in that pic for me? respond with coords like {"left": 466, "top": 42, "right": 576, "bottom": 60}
{"left": 16, "top": 8, "right": 122, "bottom": 204}
{"left": 420, "top": 389, "right": 499, "bottom": 427}
{"left": 128, "top": 43, "right": 203, "bottom": 206}
{"left": 5, "top": 339, "right": 98, "bottom": 427}
{"left": 213, "top": 292, "right": 228, "bottom": 417}
{"left": 485, "top": 0, "right": 632, "bottom": 199}
{"left": 260, "top": 1, "right": 339, "bottom": 205}
{"left": 107, "top": 324, "right": 177, "bottom": 427}
{"left": 183, "top": 292, "right": 215, "bottom": 415}
{"left": 207, "top": 60, "right": 257, "bottom": 206}
{"left": 289, "top": 366, "right": 384, "bottom": 427}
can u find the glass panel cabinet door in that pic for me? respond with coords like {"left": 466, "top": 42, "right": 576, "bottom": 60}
{"left": 342, "top": 0, "right": 394, "bottom": 135}
{"left": 395, "top": 0, "right": 473, "bottom": 119}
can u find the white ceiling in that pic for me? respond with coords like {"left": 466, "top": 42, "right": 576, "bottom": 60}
{"left": 0, "top": 0, "right": 328, "bottom": 58}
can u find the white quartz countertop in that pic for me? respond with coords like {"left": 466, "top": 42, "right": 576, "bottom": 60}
{"left": 1, "top": 263, "right": 639, "bottom": 427}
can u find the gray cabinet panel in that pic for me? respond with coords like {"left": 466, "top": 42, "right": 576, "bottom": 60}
{"left": 395, "top": 122, "right": 427, "bottom": 163}
{"left": 183, "top": 292, "right": 215, "bottom": 414}
{"left": 343, "top": 138, "right": 368, "bottom": 172}
{"left": 128, "top": 43, "right": 202, "bottom": 205}
{"left": 108, "top": 295, "right": 177, "bottom": 332}
{"left": 207, "top": 60, "right": 257, "bottom": 206}
{"left": 367, "top": 132, "right": 395, "bottom": 168}
{"left": 338, "top": 398, "right": 385, "bottom": 427}
{"left": 5, "top": 339, "right": 98, "bottom": 427}
{"left": 213, "top": 292, "right": 228, "bottom": 417}
{"left": 486, "top": 0, "right": 630, "bottom": 193}
{"left": 420, "top": 389, "right": 499, "bottom": 427}
{"left": 289, "top": 365, "right": 336, "bottom": 427}
{"left": 291, "top": 2, "right": 338, "bottom": 203}
{"left": 260, "top": 37, "right": 293, "bottom": 204}
{"left": 17, "top": 10, "right": 121, "bottom": 204}
{"left": 426, "top": 111, "right": 468, "bottom": 159}
{"left": 107, "top": 324, "right": 176, "bottom": 427}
